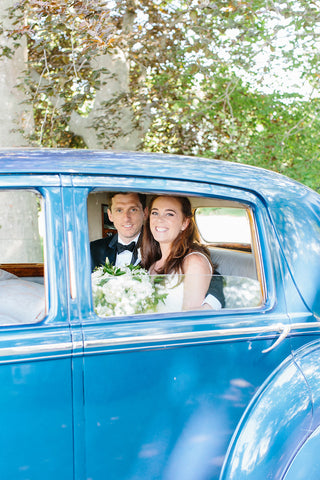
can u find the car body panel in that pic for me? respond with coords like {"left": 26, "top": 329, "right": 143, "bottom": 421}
{"left": 0, "top": 350, "right": 74, "bottom": 479}
{"left": 282, "top": 340, "right": 320, "bottom": 480}
{"left": 220, "top": 352, "right": 312, "bottom": 480}
{"left": 235, "top": 339, "right": 320, "bottom": 480}
{"left": 283, "top": 424, "right": 320, "bottom": 480}
{"left": 0, "top": 178, "right": 74, "bottom": 479}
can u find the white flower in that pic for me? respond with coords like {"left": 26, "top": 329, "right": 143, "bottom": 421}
{"left": 91, "top": 261, "right": 167, "bottom": 317}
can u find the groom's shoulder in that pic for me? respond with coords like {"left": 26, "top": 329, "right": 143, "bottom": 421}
{"left": 90, "top": 233, "right": 116, "bottom": 249}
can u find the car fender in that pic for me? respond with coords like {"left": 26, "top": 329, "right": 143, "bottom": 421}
{"left": 280, "top": 339, "right": 320, "bottom": 479}
{"left": 282, "top": 423, "right": 320, "bottom": 480}
{"left": 220, "top": 351, "right": 313, "bottom": 480}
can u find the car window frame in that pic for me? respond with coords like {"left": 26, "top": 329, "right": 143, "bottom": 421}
{"left": 71, "top": 174, "right": 283, "bottom": 327}
{"left": 0, "top": 175, "right": 70, "bottom": 328}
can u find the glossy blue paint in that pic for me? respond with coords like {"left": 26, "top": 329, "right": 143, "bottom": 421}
{"left": 83, "top": 336, "right": 294, "bottom": 480}
{"left": 283, "top": 340, "right": 320, "bottom": 479}
{"left": 292, "top": 340, "right": 320, "bottom": 428}
{"left": 284, "top": 425, "right": 320, "bottom": 480}
{"left": 222, "top": 339, "right": 320, "bottom": 480}
{"left": 0, "top": 356, "right": 74, "bottom": 479}
{"left": 220, "top": 353, "right": 312, "bottom": 479}
{"left": 0, "top": 149, "right": 320, "bottom": 479}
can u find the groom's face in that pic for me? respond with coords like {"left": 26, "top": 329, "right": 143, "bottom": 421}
{"left": 108, "top": 193, "right": 147, "bottom": 243}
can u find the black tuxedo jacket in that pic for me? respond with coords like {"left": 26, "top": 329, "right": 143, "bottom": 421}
{"left": 90, "top": 233, "right": 140, "bottom": 271}
{"left": 90, "top": 233, "right": 118, "bottom": 271}
{"left": 208, "top": 272, "right": 225, "bottom": 308}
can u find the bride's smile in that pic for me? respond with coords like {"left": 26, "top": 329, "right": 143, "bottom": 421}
{"left": 155, "top": 226, "right": 168, "bottom": 232}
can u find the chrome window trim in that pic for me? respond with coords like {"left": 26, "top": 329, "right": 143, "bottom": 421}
{"left": 83, "top": 322, "right": 320, "bottom": 351}
{"left": 0, "top": 323, "right": 316, "bottom": 361}
{"left": 0, "top": 342, "right": 74, "bottom": 365}
{"left": 68, "top": 231, "right": 77, "bottom": 299}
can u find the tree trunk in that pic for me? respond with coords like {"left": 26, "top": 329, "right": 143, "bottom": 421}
{"left": 69, "top": 2, "right": 149, "bottom": 151}
{"left": 0, "top": 0, "right": 33, "bottom": 147}
{"left": 69, "top": 49, "right": 144, "bottom": 150}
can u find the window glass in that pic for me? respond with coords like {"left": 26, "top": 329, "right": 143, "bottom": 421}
{"left": 0, "top": 190, "right": 46, "bottom": 325}
{"left": 88, "top": 192, "right": 262, "bottom": 317}
{"left": 91, "top": 271, "right": 261, "bottom": 317}
{"left": 195, "top": 207, "right": 251, "bottom": 246}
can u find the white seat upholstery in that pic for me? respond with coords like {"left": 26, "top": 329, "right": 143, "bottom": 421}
{"left": 0, "top": 269, "right": 45, "bottom": 324}
{"left": 210, "top": 248, "right": 257, "bottom": 280}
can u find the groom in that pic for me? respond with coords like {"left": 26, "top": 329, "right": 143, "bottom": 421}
{"left": 90, "top": 192, "right": 148, "bottom": 271}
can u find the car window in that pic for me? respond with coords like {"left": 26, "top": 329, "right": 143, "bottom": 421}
{"left": 0, "top": 190, "right": 46, "bottom": 325}
{"left": 195, "top": 206, "right": 251, "bottom": 247}
{"left": 88, "top": 192, "right": 263, "bottom": 317}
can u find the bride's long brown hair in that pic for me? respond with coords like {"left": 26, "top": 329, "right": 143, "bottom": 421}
{"left": 141, "top": 195, "right": 214, "bottom": 274}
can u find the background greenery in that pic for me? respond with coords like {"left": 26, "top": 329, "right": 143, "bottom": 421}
{"left": 1, "top": 0, "right": 319, "bottom": 191}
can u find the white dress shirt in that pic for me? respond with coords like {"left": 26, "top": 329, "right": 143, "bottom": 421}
{"left": 115, "top": 234, "right": 141, "bottom": 267}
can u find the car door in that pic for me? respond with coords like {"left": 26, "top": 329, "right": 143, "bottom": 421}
{"left": 72, "top": 174, "right": 312, "bottom": 480}
{"left": 0, "top": 175, "right": 75, "bottom": 480}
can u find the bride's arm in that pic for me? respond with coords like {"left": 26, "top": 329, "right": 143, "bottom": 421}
{"left": 182, "top": 253, "right": 212, "bottom": 310}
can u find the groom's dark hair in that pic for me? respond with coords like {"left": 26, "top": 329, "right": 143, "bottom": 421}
{"left": 109, "top": 191, "right": 147, "bottom": 209}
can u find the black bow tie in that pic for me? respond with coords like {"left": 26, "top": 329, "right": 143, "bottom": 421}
{"left": 116, "top": 241, "right": 136, "bottom": 254}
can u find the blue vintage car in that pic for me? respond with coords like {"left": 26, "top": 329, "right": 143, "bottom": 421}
{"left": 0, "top": 149, "right": 320, "bottom": 480}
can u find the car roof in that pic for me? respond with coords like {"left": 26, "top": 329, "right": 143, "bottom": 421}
{"left": 0, "top": 148, "right": 312, "bottom": 198}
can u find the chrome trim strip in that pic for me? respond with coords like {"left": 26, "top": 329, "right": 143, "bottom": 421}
{"left": 0, "top": 341, "right": 73, "bottom": 359}
{"left": 290, "top": 322, "right": 320, "bottom": 329}
{"left": 68, "top": 231, "right": 77, "bottom": 299}
{"left": 0, "top": 322, "right": 317, "bottom": 359}
{"left": 83, "top": 322, "right": 320, "bottom": 350}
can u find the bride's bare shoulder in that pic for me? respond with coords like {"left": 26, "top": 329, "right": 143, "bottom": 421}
{"left": 183, "top": 252, "right": 212, "bottom": 274}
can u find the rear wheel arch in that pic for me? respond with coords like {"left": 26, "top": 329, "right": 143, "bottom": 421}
{"left": 220, "top": 352, "right": 313, "bottom": 480}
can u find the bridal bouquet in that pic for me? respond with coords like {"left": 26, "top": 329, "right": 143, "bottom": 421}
{"left": 91, "top": 260, "right": 167, "bottom": 317}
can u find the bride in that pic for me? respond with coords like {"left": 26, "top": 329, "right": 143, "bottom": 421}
{"left": 141, "top": 195, "right": 216, "bottom": 312}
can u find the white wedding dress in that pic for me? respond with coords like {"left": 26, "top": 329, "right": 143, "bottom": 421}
{"left": 154, "top": 252, "right": 213, "bottom": 314}
{"left": 156, "top": 274, "right": 185, "bottom": 313}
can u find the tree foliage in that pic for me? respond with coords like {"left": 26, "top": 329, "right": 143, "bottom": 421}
{"left": 2, "top": 0, "right": 115, "bottom": 147}
{"left": 1, "top": 0, "right": 319, "bottom": 190}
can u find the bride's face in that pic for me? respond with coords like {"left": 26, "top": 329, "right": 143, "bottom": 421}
{"left": 149, "top": 196, "right": 189, "bottom": 246}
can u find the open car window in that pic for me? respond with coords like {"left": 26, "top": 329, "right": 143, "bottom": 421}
{"left": 0, "top": 190, "right": 46, "bottom": 325}
{"left": 88, "top": 192, "right": 264, "bottom": 317}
